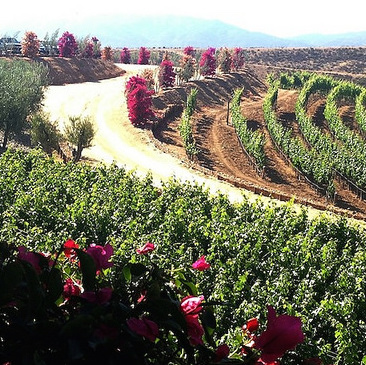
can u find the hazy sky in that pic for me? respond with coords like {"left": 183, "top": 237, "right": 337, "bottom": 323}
{"left": 1, "top": 0, "right": 365, "bottom": 38}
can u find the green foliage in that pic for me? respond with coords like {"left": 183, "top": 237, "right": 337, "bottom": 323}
{"left": 0, "top": 149, "right": 365, "bottom": 364}
{"left": 0, "top": 59, "right": 48, "bottom": 148}
{"left": 64, "top": 115, "right": 95, "bottom": 162}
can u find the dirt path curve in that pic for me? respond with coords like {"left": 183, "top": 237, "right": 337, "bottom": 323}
{"left": 42, "top": 65, "right": 327, "bottom": 218}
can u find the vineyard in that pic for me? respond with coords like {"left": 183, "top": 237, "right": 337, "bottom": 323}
{"left": 152, "top": 59, "right": 366, "bottom": 221}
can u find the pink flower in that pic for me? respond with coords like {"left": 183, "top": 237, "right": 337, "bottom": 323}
{"left": 86, "top": 243, "right": 114, "bottom": 272}
{"left": 81, "top": 287, "right": 113, "bottom": 304}
{"left": 63, "top": 239, "right": 79, "bottom": 259}
{"left": 136, "top": 242, "right": 155, "bottom": 255}
{"left": 127, "top": 317, "right": 159, "bottom": 342}
{"left": 192, "top": 255, "right": 210, "bottom": 271}
{"left": 17, "top": 246, "right": 41, "bottom": 273}
{"left": 63, "top": 278, "right": 81, "bottom": 300}
{"left": 255, "top": 306, "right": 304, "bottom": 363}
{"left": 185, "top": 314, "right": 204, "bottom": 346}
{"left": 180, "top": 295, "right": 204, "bottom": 315}
{"left": 214, "top": 344, "right": 230, "bottom": 362}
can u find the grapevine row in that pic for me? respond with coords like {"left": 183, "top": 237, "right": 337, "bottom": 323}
{"left": 230, "top": 88, "right": 266, "bottom": 172}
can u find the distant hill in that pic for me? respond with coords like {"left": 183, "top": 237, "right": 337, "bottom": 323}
{"left": 290, "top": 32, "right": 366, "bottom": 47}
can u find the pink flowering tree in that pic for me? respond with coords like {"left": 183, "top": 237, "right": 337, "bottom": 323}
{"left": 158, "top": 57, "right": 176, "bottom": 89}
{"left": 120, "top": 47, "right": 131, "bottom": 64}
{"left": 199, "top": 47, "right": 216, "bottom": 77}
{"left": 57, "top": 31, "right": 78, "bottom": 57}
{"left": 231, "top": 47, "right": 246, "bottom": 71}
{"left": 125, "top": 75, "right": 154, "bottom": 127}
{"left": 138, "top": 46, "right": 150, "bottom": 65}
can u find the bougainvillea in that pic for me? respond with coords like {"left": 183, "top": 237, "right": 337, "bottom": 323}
{"left": 138, "top": 46, "right": 150, "bottom": 65}
{"left": 57, "top": 31, "right": 78, "bottom": 57}
{"left": 125, "top": 76, "right": 154, "bottom": 127}
{"left": 231, "top": 47, "right": 246, "bottom": 71}
{"left": 183, "top": 46, "right": 195, "bottom": 57}
{"left": 218, "top": 47, "right": 232, "bottom": 73}
{"left": 101, "top": 46, "right": 113, "bottom": 61}
{"left": 21, "top": 31, "right": 40, "bottom": 58}
{"left": 120, "top": 47, "right": 131, "bottom": 63}
{"left": 159, "top": 59, "right": 176, "bottom": 88}
{"left": 199, "top": 47, "right": 216, "bottom": 77}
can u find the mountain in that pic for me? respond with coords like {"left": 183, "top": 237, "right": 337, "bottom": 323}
{"left": 290, "top": 31, "right": 366, "bottom": 47}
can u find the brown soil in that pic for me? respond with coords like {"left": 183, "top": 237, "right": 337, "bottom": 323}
{"left": 151, "top": 56, "right": 366, "bottom": 221}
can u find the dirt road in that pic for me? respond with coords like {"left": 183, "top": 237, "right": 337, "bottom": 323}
{"left": 42, "top": 65, "right": 334, "bottom": 219}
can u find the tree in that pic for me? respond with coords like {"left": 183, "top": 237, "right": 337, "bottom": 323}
{"left": 30, "top": 112, "right": 63, "bottom": 156}
{"left": 125, "top": 76, "right": 154, "bottom": 127}
{"left": 0, "top": 59, "right": 48, "bottom": 149}
{"left": 21, "top": 31, "right": 40, "bottom": 58}
{"left": 158, "top": 54, "right": 175, "bottom": 89}
{"left": 101, "top": 46, "right": 113, "bottom": 61}
{"left": 120, "top": 47, "right": 131, "bottom": 64}
{"left": 217, "top": 47, "right": 232, "bottom": 73}
{"left": 58, "top": 31, "right": 78, "bottom": 57}
{"left": 231, "top": 47, "right": 245, "bottom": 71}
{"left": 43, "top": 29, "right": 60, "bottom": 56}
{"left": 199, "top": 47, "right": 216, "bottom": 77}
{"left": 64, "top": 115, "right": 95, "bottom": 162}
{"left": 138, "top": 47, "right": 150, "bottom": 65}
{"left": 183, "top": 46, "right": 195, "bottom": 57}
{"left": 179, "top": 54, "right": 196, "bottom": 83}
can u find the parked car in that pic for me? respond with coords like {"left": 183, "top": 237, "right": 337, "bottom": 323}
{"left": 0, "top": 37, "right": 22, "bottom": 55}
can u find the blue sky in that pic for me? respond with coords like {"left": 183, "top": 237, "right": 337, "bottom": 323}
{"left": 1, "top": 0, "right": 366, "bottom": 39}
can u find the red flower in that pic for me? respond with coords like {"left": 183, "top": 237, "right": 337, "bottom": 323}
{"left": 81, "top": 287, "right": 113, "bottom": 304}
{"left": 17, "top": 246, "right": 41, "bottom": 273}
{"left": 214, "top": 344, "right": 230, "bottom": 362}
{"left": 245, "top": 317, "right": 259, "bottom": 333}
{"left": 63, "top": 278, "right": 81, "bottom": 300}
{"left": 86, "top": 243, "right": 114, "bottom": 272}
{"left": 185, "top": 314, "right": 204, "bottom": 346}
{"left": 136, "top": 242, "right": 155, "bottom": 255}
{"left": 192, "top": 255, "right": 210, "bottom": 271}
{"left": 63, "top": 239, "right": 79, "bottom": 258}
{"left": 127, "top": 317, "right": 159, "bottom": 342}
{"left": 255, "top": 306, "right": 304, "bottom": 363}
{"left": 180, "top": 295, "right": 204, "bottom": 315}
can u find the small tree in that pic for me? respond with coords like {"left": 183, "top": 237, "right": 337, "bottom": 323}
{"left": 30, "top": 112, "right": 62, "bottom": 156}
{"left": 64, "top": 115, "right": 95, "bottom": 162}
{"left": 138, "top": 47, "right": 150, "bottom": 65}
{"left": 43, "top": 29, "right": 59, "bottom": 56}
{"left": 21, "top": 31, "right": 40, "bottom": 58}
{"left": 101, "top": 46, "right": 113, "bottom": 61}
{"left": 218, "top": 47, "right": 232, "bottom": 73}
{"left": 91, "top": 36, "right": 101, "bottom": 58}
{"left": 183, "top": 46, "right": 195, "bottom": 57}
{"left": 199, "top": 47, "right": 216, "bottom": 77}
{"left": 231, "top": 47, "right": 245, "bottom": 71}
{"left": 125, "top": 76, "right": 154, "bottom": 127}
{"left": 158, "top": 54, "right": 175, "bottom": 89}
{"left": 179, "top": 54, "right": 196, "bottom": 83}
{"left": 58, "top": 31, "right": 78, "bottom": 57}
{"left": 120, "top": 47, "right": 131, "bottom": 64}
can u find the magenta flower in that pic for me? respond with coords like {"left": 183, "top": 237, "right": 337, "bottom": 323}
{"left": 81, "top": 287, "right": 113, "bottom": 304}
{"left": 255, "top": 306, "right": 304, "bottom": 363}
{"left": 127, "top": 317, "right": 159, "bottom": 342}
{"left": 18, "top": 246, "right": 41, "bottom": 273}
{"left": 136, "top": 242, "right": 155, "bottom": 255}
{"left": 214, "top": 344, "right": 230, "bottom": 362}
{"left": 185, "top": 314, "right": 204, "bottom": 346}
{"left": 63, "top": 278, "right": 81, "bottom": 300}
{"left": 192, "top": 255, "right": 210, "bottom": 271}
{"left": 86, "top": 243, "right": 114, "bottom": 272}
{"left": 180, "top": 295, "right": 204, "bottom": 315}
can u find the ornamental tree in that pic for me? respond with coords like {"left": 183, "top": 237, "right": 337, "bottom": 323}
{"left": 183, "top": 46, "right": 195, "bottom": 57}
{"left": 231, "top": 47, "right": 246, "bottom": 71}
{"left": 57, "top": 31, "right": 78, "bottom": 57}
{"left": 179, "top": 54, "right": 196, "bottom": 82}
{"left": 218, "top": 47, "right": 232, "bottom": 73}
{"left": 126, "top": 76, "right": 154, "bottom": 127}
{"left": 158, "top": 58, "right": 176, "bottom": 89}
{"left": 199, "top": 47, "right": 216, "bottom": 77}
{"left": 120, "top": 47, "right": 131, "bottom": 63}
{"left": 101, "top": 46, "right": 113, "bottom": 61}
{"left": 21, "top": 31, "right": 40, "bottom": 58}
{"left": 138, "top": 46, "right": 150, "bottom": 65}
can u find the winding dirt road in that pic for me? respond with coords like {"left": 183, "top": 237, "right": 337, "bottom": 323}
{"left": 42, "top": 65, "right": 331, "bottom": 219}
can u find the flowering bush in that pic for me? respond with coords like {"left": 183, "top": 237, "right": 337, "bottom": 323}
{"left": 21, "top": 31, "right": 40, "bottom": 58}
{"left": 57, "top": 31, "right": 78, "bottom": 57}
{"left": 101, "top": 46, "right": 113, "bottom": 61}
{"left": 159, "top": 59, "right": 176, "bottom": 89}
{"left": 125, "top": 75, "right": 155, "bottom": 127}
{"left": 0, "top": 237, "right": 308, "bottom": 364}
{"left": 231, "top": 47, "right": 246, "bottom": 71}
{"left": 138, "top": 46, "right": 150, "bottom": 65}
{"left": 199, "top": 47, "right": 216, "bottom": 77}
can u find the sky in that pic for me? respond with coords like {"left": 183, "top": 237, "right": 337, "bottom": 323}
{"left": 1, "top": 0, "right": 366, "bottom": 39}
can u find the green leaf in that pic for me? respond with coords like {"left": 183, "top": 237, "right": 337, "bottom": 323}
{"left": 122, "top": 265, "right": 131, "bottom": 281}
{"left": 75, "top": 249, "right": 96, "bottom": 291}
{"left": 362, "top": 355, "right": 366, "bottom": 364}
